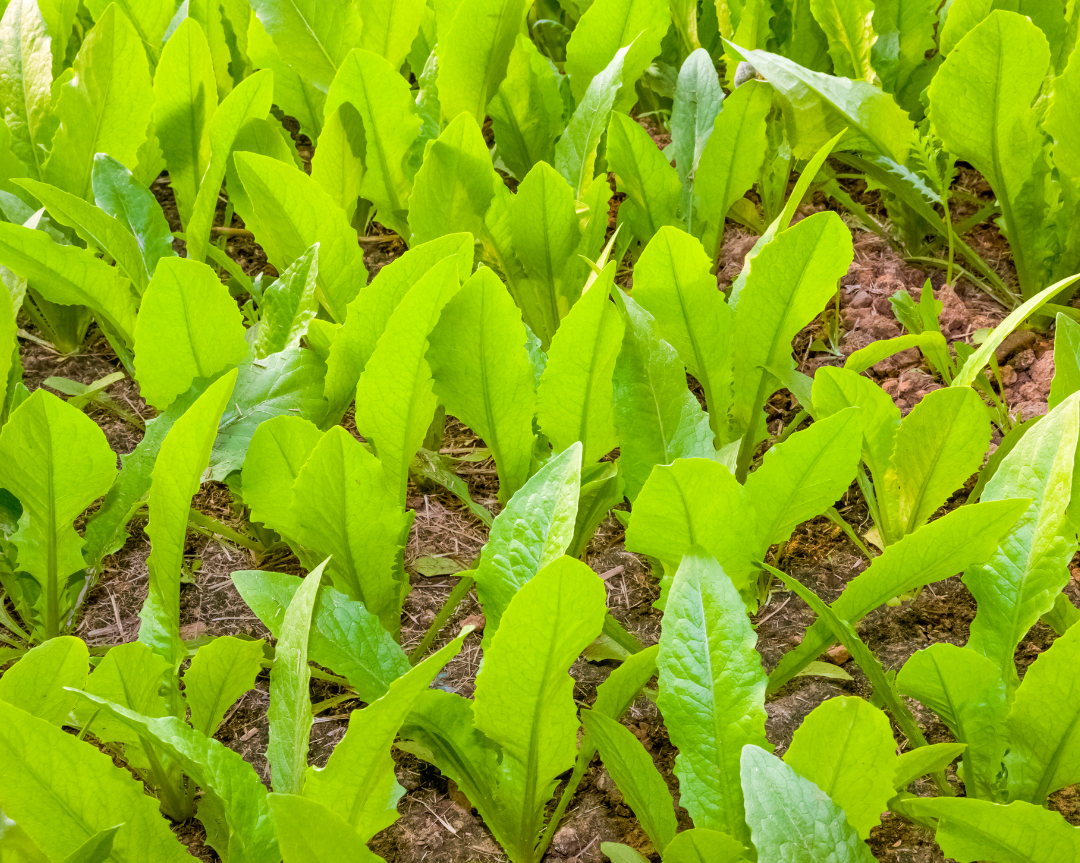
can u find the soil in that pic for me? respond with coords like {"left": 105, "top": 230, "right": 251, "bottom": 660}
{"left": 4, "top": 142, "right": 1077, "bottom": 863}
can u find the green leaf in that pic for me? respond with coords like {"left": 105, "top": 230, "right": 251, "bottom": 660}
{"left": 633, "top": 226, "right": 733, "bottom": 445}
{"left": 324, "top": 49, "right": 419, "bottom": 239}
{"left": 323, "top": 233, "right": 473, "bottom": 423}
{"left": 16, "top": 178, "right": 152, "bottom": 291}
{"left": 408, "top": 111, "right": 497, "bottom": 245}
{"left": 154, "top": 17, "right": 217, "bottom": 228}
{"left": 233, "top": 151, "right": 367, "bottom": 323}
{"left": 185, "top": 69, "right": 275, "bottom": 265}
{"left": 309, "top": 101, "right": 365, "bottom": 223}
{"left": 842, "top": 331, "right": 947, "bottom": 375}
{"left": 662, "top": 828, "right": 748, "bottom": 863}
{"left": 84, "top": 0, "right": 173, "bottom": 59}
{"left": 241, "top": 415, "right": 323, "bottom": 535}
{"left": 0, "top": 0, "right": 56, "bottom": 181}
{"left": 0, "top": 635, "right": 87, "bottom": 725}
{"left": 231, "top": 569, "right": 410, "bottom": 703}
{"left": 472, "top": 442, "right": 582, "bottom": 640}
{"left": 670, "top": 49, "right": 724, "bottom": 226}
{"left": 810, "top": 0, "right": 876, "bottom": 79}
{"left": 509, "top": 159, "right": 582, "bottom": 344}
{"left": 304, "top": 628, "right": 469, "bottom": 839}
{"left": 0, "top": 810, "right": 51, "bottom": 863}
{"left": 489, "top": 33, "right": 563, "bottom": 180}
{"left": 267, "top": 795, "right": 379, "bottom": 862}
{"left": 895, "top": 643, "right": 1008, "bottom": 800}
{"left": 893, "top": 742, "right": 967, "bottom": 790}
{"left": 1049, "top": 314, "right": 1080, "bottom": 410}
{"left": 564, "top": 0, "right": 669, "bottom": 113}
{"left": 607, "top": 110, "right": 682, "bottom": 245}
{"left": 71, "top": 693, "right": 277, "bottom": 863}
{"left": 184, "top": 635, "right": 265, "bottom": 738}
{"left": 44, "top": 5, "right": 154, "bottom": 201}
{"left": 929, "top": 11, "right": 1053, "bottom": 299}
{"left": 783, "top": 697, "right": 895, "bottom": 838}
{"left": 357, "top": 0, "right": 426, "bottom": 71}
{"left": 289, "top": 427, "right": 408, "bottom": 628}
{"left": 768, "top": 499, "right": 1029, "bottom": 691}
{"left": 427, "top": 267, "right": 536, "bottom": 500}
{"left": 91, "top": 154, "right": 176, "bottom": 283}
{"left": 473, "top": 556, "right": 608, "bottom": 862}
{"left": 964, "top": 391, "right": 1079, "bottom": 688}
{"left": 870, "top": 0, "right": 938, "bottom": 102}
{"left": 0, "top": 221, "right": 138, "bottom": 346}
{"left": 731, "top": 211, "right": 853, "bottom": 434}
{"left": 268, "top": 559, "right": 324, "bottom": 795}
{"left": 255, "top": 244, "right": 320, "bottom": 359}
{"left": 612, "top": 289, "right": 715, "bottom": 501}
{"left": 884, "top": 387, "right": 990, "bottom": 539}
{"left": 537, "top": 271, "right": 624, "bottom": 464}
{"left": 692, "top": 79, "right": 772, "bottom": 249}
{"left": 741, "top": 744, "right": 877, "bottom": 863}
{"left": 555, "top": 43, "right": 632, "bottom": 199}
{"left": 208, "top": 347, "right": 328, "bottom": 481}
{"left": 725, "top": 42, "right": 913, "bottom": 163}
{"left": 811, "top": 366, "right": 899, "bottom": 487}
{"left": 601, "top": 844, "right": 651, "bottom": 863}
{"left": 139, "top": 371, "right": 237, "bottom": 668}
{"left": 355, "top": 255, "right": 462, "bottom": 500}
{"left": 0, "top": 390, "right": 116, "bottom": 639}
{"left": 63, "top": 826, "right": 122, "bottom": 863}
{"left": 133, "top": 258, "right": 247, "bottom": 411}
{"left": 1003, "top": 621, "right": 1080, "bottom": 802}
{"left": 906, "top": 797, "right": 1080, "bottom": 862}
{"left": 581, "top": 710, "right": 677, "bottom": 852}
{"left": 248, "top": 0, "right": 362, "bottom": 92}
{"left": 657, "top": 553, "right": 768, "bottom": 846}
{"left": 436, "top": 0, "right": 529, "bottom": 125}
{"left": 743, "top": 408, "right": 862, "bottom": 549}
{"left": 0, "top": 700, "right": 191, "bottom": 863}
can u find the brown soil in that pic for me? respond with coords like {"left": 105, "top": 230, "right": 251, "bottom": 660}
{"left": 3, "top": 153, "right": 1071, "bottom": 863}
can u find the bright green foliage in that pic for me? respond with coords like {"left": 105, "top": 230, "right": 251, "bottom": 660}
{"left": 607, "top": 110, "right": 682, "bottom": 245}
{"left": 154, "top": 17, "right": 217, "bottom": 228}
{"left": 663, "top": 829, "right": 748, "bottom": 863}
{"left": 581, "top": 710, "right": 677, "bottom": 852}
{"left": 255, "top": 244, "right": 320, "bottom": 358}
{"left": 908, "top": 798, "right": 1080, "bottom": 862}
{"left": 658, "top": 553, "right": 768, "bottom": 846}
{"left": 810, "top": 0, "right": 876, "bottom": 80}
{"left": 965, "top": 392, "right": 1080, "bottom": 688}
{"left": 471, "top": 557, "right": 607, "bottom": 862}
{"left": 769, "top": 498, "right": 1028, "bottom": 690}
{"left": 268, "top": 794, "right": 380, "bottom": 861}
{"left": 1049, "top": 314, "right": 1080, "bottom": 409}
{"left": 742, "top": 745, "right": 877, "bottom": 863}
{"left": 783, "top": 697, "right": 896, "bottom": 838}
{"left": 242, "top": 415, "right": 323, "bottom": 534}
{"left": 133, "top": 257, "right": 247, "bottom": 410}
{"left": 409, "top": 112, "right": 497, "bottom": 245}
{"left": 0, "top": 700, "right": 191, "bottom": 863}
{"left": 564, "top": 0, "right": 668, "bottom": 113}
{"left": 0, "top": 636, "right": 87, "bottom": 725}
{"left": 140, "top": 371, "right": 237, "bottom": 669}
{"left": 357, "top": 0, "right": 426, "bottom": 71}
{"left": 436, "top": 0, "right": 530, "bottom": 125}
{"left": 304, "top": 629, "right": 469, "bottom": 839}
{"left": 894, "top": 742, "right": 968, "bottom": 789}
{"left": 310, "top": 100, "right": 365, "bottom": 223}
{"left": 183, "top": 635, "right": 265, "bottom": 739}
{"left": 323, "top": 233, "right": 473, "bottom": 422}
{"left": 0, "top": 390, "right": 116, "bottom": 640}
{"left": 268, "top": 560, "right": 324, "bottom": 795}
{"left": 324, "top": 49, "right": 420, "bottom": 240}
{"left": 537, "top": 272, "right": 624, "bottom": 464}
{"left": 233, "top": 152, "right": 367, "bottom": 323}
{"left": 929, "top": 12, "right": 1054, "bottom": 299}
{"left": 0, "top": 0, "right": 56, "bottom": 181}
{"left": 897, "top": 644, "right": 1008, "bottom": 800}
{"left": 472, "top": 442, "right": 581, "bottom": 640}
{"left": 633, "top": 226, "right": 733, "bottom": 444}
{"left": 670, "top": 49, "right": 724, "bottom": 226}
{"left": 428, "top": 267, "right": 536, "bottom": 501}
{"left": 45, "top": 5, "right": 154, "bottom": 201}
{"left": 612, "top": 290, "right": 714, "bottom": 501}
{"left": 355, "top": 255, "right": 462, "bottom": 500}
{"left": 231, "top": 568, "right": 410, "bottom": 703}
{"left": 871, "top": 0, "right": 938, "bottom": 102}
{"left": 489, "top": 33, "right": 563, "bottom": 181}
{"left": 249, "top": 0, "right": 362, "bottom": 92}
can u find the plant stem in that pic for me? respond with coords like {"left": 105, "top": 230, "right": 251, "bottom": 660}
{"left": 408, "top": 575, "right": 475, "bottom": 665}
{"left": 534, "top": 743, "right": 594, "bottom": 860}
{"left": 187, "top": 508, "right": 265, "bottom": 553}
{"left": 735, "top": 375, "right": 772, "bottom": 483}
{"left": 824, "top": 507, "right": 875, "bottom": 560}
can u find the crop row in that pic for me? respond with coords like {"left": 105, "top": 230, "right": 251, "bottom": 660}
{"left": 1, "top": 1, "right": 1079, "bottom": 862}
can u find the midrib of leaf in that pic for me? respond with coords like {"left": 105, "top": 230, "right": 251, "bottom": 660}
{"left": 45, "top": 420, "right": 60, "bottom": 639}
{"left": 670, "top": 269, "right": 718, "bottom": 438}
{"left": 898, "top": 413, "right": 953, "bottom": 536}
{"left": 471, "top": 0, "right": 521, "bottom": 124}
{"left": 287, "top": 0, "right": 338, "bottom": 78}
{"left": 14, "top": 7, "right": 47, "bottom": 180}
{"left": 574, "top": 295, "right": 610, "bottom": 450}
{"left": 476, "top": 291, "right": 503, "bottom": 471}
{"left": 1032, "top": 707, "right": 1080, "bottom": 803}
{"left": 78, "top": 36, "right": 119, "bottom": 202}
{"left": 352, "top": 68, "right": 403, "bottom": 216}
{"left": 757, "top": 434, "right": 838, "bottom": 546}
{"left": 490, "top": 90, "right": 530, "bottom": 167}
